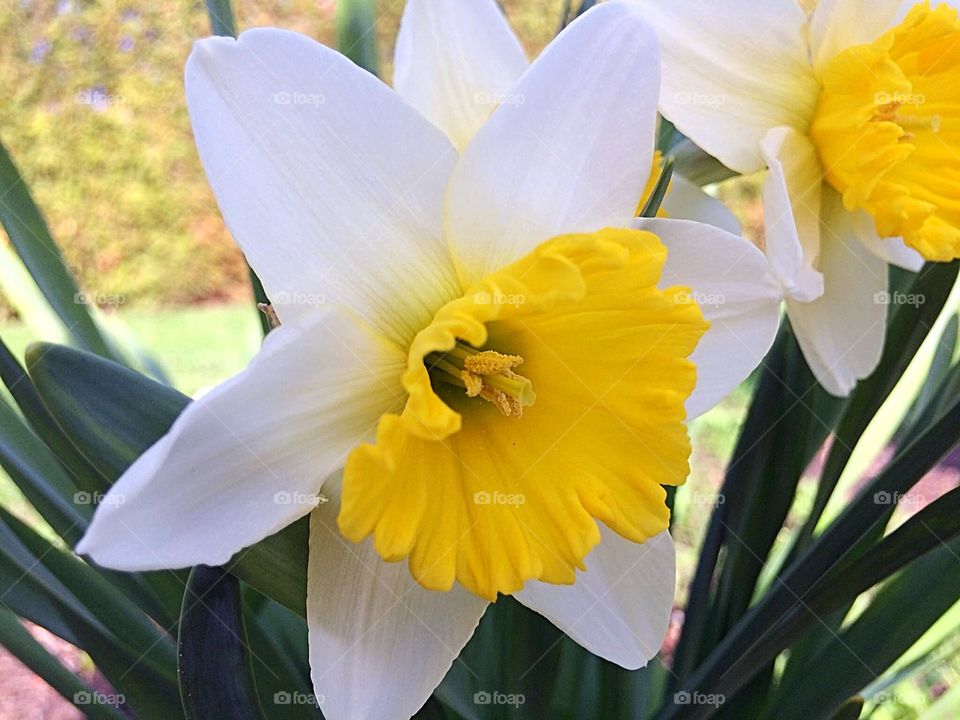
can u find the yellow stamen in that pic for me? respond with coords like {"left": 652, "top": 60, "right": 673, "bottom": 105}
{"left": 427, "top": 343, "right": 535, "bottom": 417}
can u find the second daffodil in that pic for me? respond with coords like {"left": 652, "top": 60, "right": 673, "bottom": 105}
{"left": 636, "top": 0, "right": 960, "bottom": 396}
{"left": 76, "top": 3, "right": 782, "bottom": 719}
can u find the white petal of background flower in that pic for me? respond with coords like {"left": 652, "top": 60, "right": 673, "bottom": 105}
{"left": 638, "top": 218, "right": 783, "bottom": 418}
{"left": 185, "top": 28, "right": 461, "bottom": 348}
{"left": 787, "top": 190, "right": 889, "bottom": 397}
{"left": 76, "top": 308, "right": 405, "bottom": 570}
{"left": 516, "top": 529, "right": 675, "bottom": 671}
{"left": 308, "top": 487, "right": 488, "bottom": 720}
{"left": 444, "top": 2, "right": 660, "bottom": 286}
{"left": 632, "top": 0, "right": 820, "bottom": 174}
{"left": 762, "top": 126, "right": 826, "bottom": 302}
{"left": 808, "top": 0, "right": 913, "bottom": 76}
{"left": 393, "top": 0, "right": 528, "bottom": 152}
{"left": 661, "top": 175, "right": 742, "bottom": 236}
{"left": 854, "top": 216, "right": 925, "bottom": 272}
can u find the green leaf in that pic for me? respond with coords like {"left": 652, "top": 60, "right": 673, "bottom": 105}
{"left": 0, "top": 336, "right": 108, "bottom": 493}
{"left": 671, "top": 327, "right": 843, "bottom": 692}
{"left": 229, "top": 519, "right": 308, "bottom": 616}
{"left": 0, "top": 394, "right": 88, "bottom": 545}
{"left": 0, "top": 605, "right": 126, "bottom": 720}
{"left": 205, "top": 0, "right": 237, "bottom": 37}
{"left": 794, "top": 261, "right": 959, "bottom": 551}
{"left": 0, "top": 139, "right": 115, "bottom": 359}
{"left": 242, "top": 591, "right": 317, "bottom": 720}
{"left": 26, "top": 342, "right": 189, "bottom": 479}
{"left": 639, "top": 156, "right": 675, "bottom": 219}
{"left": 0, "top": 514, "right": 183, "bottom": 720}
{"left": 0, "top": 506, "right": 177, "bottom": 672}
{"left": 767, "top": 532, "right": 960, "bottom": 720}
{"left": 336, "top": 0, "right": 380, "bottom": 75}
{"left": 179, "top": 566, "right": 265, "bottom": 720}
{"left": 830, "top": 698, "right": 864, "bottom": 720}
{"left": 661, "top": 394, "right": 960, "bottom": 719}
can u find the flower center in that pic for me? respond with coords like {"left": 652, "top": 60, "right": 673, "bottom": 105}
{"left": 426, "top": 342, "right": 535, "bottom": 418}
{"left": 809, "top": 1, "right": 960, "bottom": 261}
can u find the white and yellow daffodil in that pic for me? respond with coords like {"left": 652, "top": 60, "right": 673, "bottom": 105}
{"left": 393, "top": 0, "right": 743, "bottom": 236}
{"left": 77, "top": 3, "right": 782, "bottom": 719}
{"left": 635, "top": 0, "right": 960, "bottom": 396}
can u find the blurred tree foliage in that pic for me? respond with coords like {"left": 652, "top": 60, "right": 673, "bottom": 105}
{"left": 0, "top": 0, "right": 563, "bottom": 318}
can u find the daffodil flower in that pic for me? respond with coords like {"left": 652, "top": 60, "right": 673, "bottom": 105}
{"left": 77, "top": 4, "right": 782, "bottom": 718}
{"left": 635, "top": 0, "right": 960, "bottom": 396}
{"left": 393, "top": 0, "right": 743, "bottom": 236}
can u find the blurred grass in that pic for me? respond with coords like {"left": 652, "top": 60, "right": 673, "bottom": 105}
{"left": 0, "top": 0, "right": 565, "bottom": 319}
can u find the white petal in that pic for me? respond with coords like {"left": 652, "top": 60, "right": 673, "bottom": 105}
{"left": 761, "top": 126, "right": 826, "bottom": 302}
{"left": 445, "top": 2, "right": 659, "bottom": 285}
{"left": 809, "top": 0, "right": 912, "bottom": 76}
{"left": 633, "top": 0, "right": 820, "bottom": 174}
{"left": 516, "top": 529, "right": 675, "bottom": 670}
{"left": 787, "top": 190, "right": 889, "bottom": 397}
{"left": 307, "top": 490, "right": 488, "bottom": 720}
{"left": 393, "top": 0, "right": 528, "bottom": 151}
{"left": 638, "top": 218, "right": 784, "bottom": 418}
{"left": 185, "top": 29, "right": 460, "bottom": 347}
{"left": 662, "top": 175, "right": 741, "bottom": 235}
{"left": 853, "top": 213, "right": 925, "bottom": 271}
{"left": 75, "top": 309, "right": 406, "bottom": 570}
